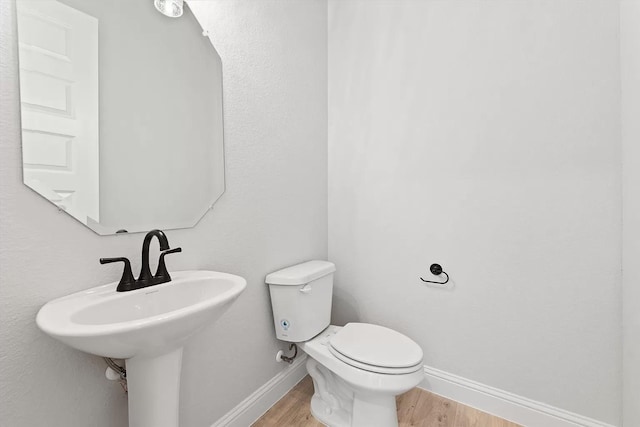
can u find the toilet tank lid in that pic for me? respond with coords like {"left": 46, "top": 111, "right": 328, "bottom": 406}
{"left": 266, "top": 260, "right": 336, "bottom": 285}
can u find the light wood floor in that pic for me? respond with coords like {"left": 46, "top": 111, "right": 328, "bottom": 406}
{"left": 252, "top": 376, "right": 521, "bottom": 427}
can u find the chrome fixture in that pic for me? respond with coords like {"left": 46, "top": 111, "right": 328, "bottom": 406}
{"left": 277, "top": 344, "right": 298, "bottom": 364}
{"left": 154, "top": 0, "right": 183, "bottom": 18}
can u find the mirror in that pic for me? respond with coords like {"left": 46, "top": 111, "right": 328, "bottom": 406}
{"left": 15, "top": 0, "right": 224, "bottom": 235}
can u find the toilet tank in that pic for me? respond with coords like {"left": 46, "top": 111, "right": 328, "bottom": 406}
{"left": 266, "top": 260, "right": 336, "bottom": 342}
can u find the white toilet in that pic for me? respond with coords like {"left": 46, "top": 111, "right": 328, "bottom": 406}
{"left": 266, "top": 260, "right": 425, "bottom": 427}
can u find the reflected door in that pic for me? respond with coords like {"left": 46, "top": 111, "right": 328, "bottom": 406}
{"left": 17, "top": 0, "right": 99, "bottom": 224}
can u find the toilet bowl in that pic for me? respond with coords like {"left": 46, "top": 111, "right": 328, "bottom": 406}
{"left": 266, "top": 261, "right": 425, "bottom": 427}
{"left": 300, "top": 324, "right": 424, "bottom": 427}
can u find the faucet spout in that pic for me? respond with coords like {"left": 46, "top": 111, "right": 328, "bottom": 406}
{"left": 138, "top": 229, "right": 170, "bottom": 285}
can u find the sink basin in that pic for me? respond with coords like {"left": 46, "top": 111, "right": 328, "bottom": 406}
{"left": 37, "top": 270, "right": 246, "bottom": 359}
{"left": 36, "top": 270, "right": 246, "bottom": 427}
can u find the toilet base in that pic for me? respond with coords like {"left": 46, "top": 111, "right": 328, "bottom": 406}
{"left": 306, "top": 358, "right": 402, "bottom": 427}
{"left": 307, "top": 358, "right": 352, "bottom": 426}
{"left": 310, "top": 393, "right": 349, "bottom": 427}
{"left": 352, "top": 393, "right": 398, "bottom": 427}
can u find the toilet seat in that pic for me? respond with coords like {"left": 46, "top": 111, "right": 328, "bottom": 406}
{"left": 328, "top": 323, "right": 423, "bottom": 375}
{"left": 300, "top": 325, "right": 425, "bottom": 397}
{"left": 328, "top": 346, "right": 423, "bottom": 374}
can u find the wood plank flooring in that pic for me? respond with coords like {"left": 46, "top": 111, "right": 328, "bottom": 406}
{"left": 252, "top": 376, "right": 521, "bottom": 427}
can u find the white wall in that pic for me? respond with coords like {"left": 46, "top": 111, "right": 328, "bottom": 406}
{"left": 0, "top": 0, "right": 327, "bottom": 426}
{"left": 621, "top": 1, "right": 640, "bottom": 425}
{"left": 328, "top": 0, "right": 621, "bottom": 424}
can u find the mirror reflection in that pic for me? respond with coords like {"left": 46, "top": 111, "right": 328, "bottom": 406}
{"left": 16, "top": 0, "right": 224, "bottom": 235}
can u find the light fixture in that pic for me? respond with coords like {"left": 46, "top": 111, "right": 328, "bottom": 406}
{"left": 154, "top": 0, "right": 184, "bottom": 18}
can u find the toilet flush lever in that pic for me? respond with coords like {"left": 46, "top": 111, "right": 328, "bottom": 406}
{"left": 299, "top": 285, "right": 312, "bottom": 294}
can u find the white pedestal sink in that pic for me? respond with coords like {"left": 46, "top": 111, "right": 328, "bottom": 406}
{"left": 36, "top": 270, "right": 246, "bottom": 427}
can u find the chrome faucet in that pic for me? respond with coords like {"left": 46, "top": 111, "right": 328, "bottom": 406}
{"left": 100, "top": 229, "right": 182, "bottom": 292}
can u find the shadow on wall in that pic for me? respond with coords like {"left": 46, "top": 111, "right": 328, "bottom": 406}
{"left": 331, "top": 288, "right": 361, "bottom": 325}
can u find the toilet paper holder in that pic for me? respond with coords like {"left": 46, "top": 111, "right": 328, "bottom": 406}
{"left": 420, "top": 263, "right": 450, "bottom": 285}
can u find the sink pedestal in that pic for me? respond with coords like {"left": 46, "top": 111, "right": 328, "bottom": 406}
{"left": 126, "top": 348, "right": 184, "bottom": 427}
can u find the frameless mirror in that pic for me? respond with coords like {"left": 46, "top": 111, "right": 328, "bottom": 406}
{"left": 16, "top": 0, "right": 224, "bottom": 235}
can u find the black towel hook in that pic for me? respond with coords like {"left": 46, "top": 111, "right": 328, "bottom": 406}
{"left": 420, "top": 263, "right": 449, "bottom": 285}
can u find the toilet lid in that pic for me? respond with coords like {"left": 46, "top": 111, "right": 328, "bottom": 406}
{"left": 329, "top": 323, "right": 423, "bottom": 369}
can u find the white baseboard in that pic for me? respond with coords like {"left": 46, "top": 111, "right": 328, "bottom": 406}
{"left": 420, "top": 366, "right": 617, "bottom": 427}
{"left": 211, "top": 354, "right": 308, "bottom": 427}
{"left": 210, "top": 358, "right": 615, "bottom": 427}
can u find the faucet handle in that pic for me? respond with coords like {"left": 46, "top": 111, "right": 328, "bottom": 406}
{"left": 100, "top": 257, "right": 137, "bottom": 292}
{"left": 154, "top": 247, "right": 182, "bottom": 283}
